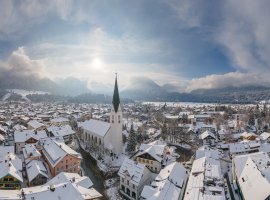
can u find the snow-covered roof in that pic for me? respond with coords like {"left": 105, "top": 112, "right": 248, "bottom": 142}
{"left": 0, "top": 151, "right": 23, "bottom": 182}
{"left": 27, "top": 120, "right": 45, "bottom": 129}
{"left": 23, "top": 144, "right": 41, "bottom": 162}
{"left": 142, "top": 162, "right": 188, "bottom": 200}
{"left": 42, "top": 138, "right": 81, "bottom": 167}
{"left": 134, "top": 140, "right": 168, "bottom": 163}
{"left": 200, "top": 130, "right": 216, "bottom": 140}
{"left": 229, "top": 141, "right": 261, "bottom": 154}
{"left": 184, "top": 156, "right": 224, "bottom": 200}
{"left": 14, "top": 130, "right": 47, "bottom": 143}
{"left": 26, "top": 160, "right": 48, "bottom": 182}
{"left": 196, "top": 146, "right": 221, "bottom": 160}
{"left": 260, "top": 132, "right": 270, "bottom": 140}
{"left": 0, "top": 190, "right": 21, "bottom": 200}
{"left": 78, "top": 119, "right": 110, "bottom": 137}
{"left": 50, "top": 117, "right": 69, "bottom": 123}
{"left": 22, "top": 180, "right": 101, "bottom": 200}
{"left": 45, "top": 172, "right": 93, "bottom": 189}
{"left": 233, "top": 152, "right": 270, "bottom": 200}
{"left": 47, "top": 125, "right": 75, "bottom": 137}
{"left": 118, "top": 158, "right": 149, "bottom": 187}
{"left": 0, "top": 146, "right": 14, "bottom": 157}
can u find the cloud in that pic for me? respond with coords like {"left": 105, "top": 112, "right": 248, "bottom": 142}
{"left": 0, "top": 47, "right": 47, "bottom": 79}
{"left": 186, "top": 72, "right": 269, "bottom": 92}
{"left": 0, "top": 0, "right": 75, "bottom": 40}
{"left": 215, "top": 0, "right": 270, "bottom": 73}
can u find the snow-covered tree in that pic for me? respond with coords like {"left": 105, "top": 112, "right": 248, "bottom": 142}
{"left": 127, "top": 124, "right": 136, "bottom": 153}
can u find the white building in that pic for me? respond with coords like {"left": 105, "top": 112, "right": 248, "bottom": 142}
{"left": 132, "top": 140, "right": 176, "bottom": 173}
{"left": 141, "top": 162, "right": 188, "bottom": 200}
{"left": 78, "top": 75, "right": 123, "bottom": 155}
{"left": 25, "top": 160, "right": 48, "bottom": 186}
{"left": 232, "top": 152, "right": 270, "bottom": 200}
{"left": 14, "top": 130, "right": 47, "bottom": 154}
{"left": 184, "top": 156, "right": 225, "bottom": 200}
{"left": 260, "top": 132, "right": 270, "bottom": 143}
{"left": 229, "top": 141, "right": 261, "bottom": 157}
{"left": 200, "top": 130, "right": 216, "bottom": 146}
{"left": 47, "top": 124, "right": 75, "bottom": 143}
{"left": 118, "top": 158, "right": 152, "bottom": 200}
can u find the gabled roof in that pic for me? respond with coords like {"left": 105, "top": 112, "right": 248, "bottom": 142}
{"left": 47, "top": 125, "right": 75, "bottom": 137}
{"left": 22, "top": 181, "right": 102, "bottom": 200}
{"left": 233, "top": 152, "right": 270, "bottom": 200}
{"left": 200, "top": 130, "right": 216, "bottom": 140}
{"left": 260, "top": 132, "right": 270, "bottom": 140}
{"left": 27, "top": 120, "right": 45, "bottom": 129}
{"left": 23, "top": 144, "right": 41, "bottom": 162}
{"left": 0, "top": 152, "right": 23, "bottom": 182}
{"left": 42, "top": 138, "right": 81, "bottom": 167}
{"left": 118, "top": 158, "right": 149, "bottom": 186}
{"left": 26, "top": 160, "right": 48, "bottom": 182}
{"left": 45, "top": 172, "right": 93, "bottom": 189}
{"left": 141, "top": 162, "right": 188, "bottom": 200}
{"left": 14, "top": 130, "right": 47, "bottom": 143}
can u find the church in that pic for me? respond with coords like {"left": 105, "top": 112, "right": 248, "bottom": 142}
{"left": 78, "top": 75, "right": 123, "bottom": 155}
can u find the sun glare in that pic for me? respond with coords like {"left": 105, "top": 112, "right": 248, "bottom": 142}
{"left": 92, "top": 58, "right": 103, "bottom": 70}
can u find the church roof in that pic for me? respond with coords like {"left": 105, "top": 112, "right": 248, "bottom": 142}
{"left": 78, "top": 119, "right": 110, "bottom": 137}
{"left": 112, "top": 74, "right": 120, "bottom": 112}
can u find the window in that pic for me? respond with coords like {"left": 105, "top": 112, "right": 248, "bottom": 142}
{"left": 126, "top": 188, "right": 130, "bottom": 196}
{"left": 127, "top": 180, "right": 129, "bottom": 186}
{"left": 132, "top": 192, "right": 136, "bottom": 199}
{"left": 133, "top": 184, "right": 135, "bottom": 189}
{"left": 121, "top": 185, "right": 125, "bottom": 192}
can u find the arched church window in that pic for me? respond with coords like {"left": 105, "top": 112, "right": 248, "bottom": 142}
{"left": 118, "top": 115, "right": 120, "bottom": 123}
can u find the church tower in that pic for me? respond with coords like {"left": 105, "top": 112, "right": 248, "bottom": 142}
{"left": 109, "top": 74, "right": 123, "bottom": 155}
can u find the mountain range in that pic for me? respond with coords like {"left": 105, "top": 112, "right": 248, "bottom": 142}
{"left": 0, "top": 74, "right": 270, "bottom": 103}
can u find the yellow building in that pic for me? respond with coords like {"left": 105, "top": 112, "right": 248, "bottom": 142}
{"left": 0, "top": 174, "right": 22, "bottom": 190}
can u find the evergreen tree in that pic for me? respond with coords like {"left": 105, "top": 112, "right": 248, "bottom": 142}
{"left": 161, "top": 123, "right": 167, "bottom": 141}
{"left": 127, "top": 124, "right": 136, "bottom": 153}
{"left": 262, "top": 104, "right": 268, "bottom": 118}
{"left": 137, "top": 133, "right": 144, "bottom": 144}
{"left": 248, "top": 113, "right": 255, "bottom": 126}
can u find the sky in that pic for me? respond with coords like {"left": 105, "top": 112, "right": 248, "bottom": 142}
{"left": 0, "top": 0, "right": 270, "bottom": 92}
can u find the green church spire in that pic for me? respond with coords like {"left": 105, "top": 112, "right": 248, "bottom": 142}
{"left": 112, "top": 73, "right": 120, "bottom": 112}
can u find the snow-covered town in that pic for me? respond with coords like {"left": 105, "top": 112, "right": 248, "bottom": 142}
{"left": 1, "top": 1, "right": 270, "bottom": 200}
{"left": 0, "top": 76, "right": 270, "bottom": 200}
